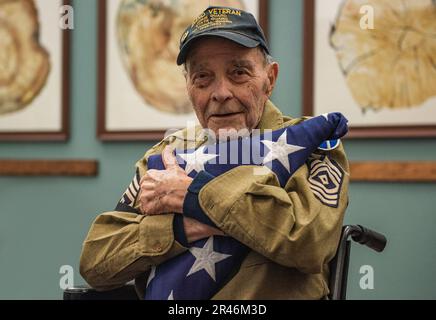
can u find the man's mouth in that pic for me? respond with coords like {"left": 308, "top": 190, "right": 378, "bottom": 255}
{"left": 209, "top": 112, "right": 244, "bottom": 119}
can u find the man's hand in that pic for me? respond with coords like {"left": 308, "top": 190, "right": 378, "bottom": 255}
{"left": 139, "top": 146, "right": 193, "bottom": 215}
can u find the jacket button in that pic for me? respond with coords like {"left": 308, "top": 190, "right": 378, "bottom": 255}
{"left": 153, "top": 243, "right": 162, "bottom": 252}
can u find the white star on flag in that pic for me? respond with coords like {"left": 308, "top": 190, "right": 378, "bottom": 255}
{"left": 178, "top": 146, "right": 218, "bottom": 175}
{"left": 146, "top": 266, "right": 156, "bottom": 288}
{"left": 322, "top": 113, "right": 330, "bottom": 121}
{"left": 186, "top": 237, "right": 232, "bottom": 282}
{"left": 168, "top": 291, "right": 174, "bottom": 300}
{"left": 262, "top": 130, "right": 306, "bottom": 173}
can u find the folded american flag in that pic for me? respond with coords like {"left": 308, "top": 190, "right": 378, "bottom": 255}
{"left": 144, "top": 112, "right": 348, "bottom": 300}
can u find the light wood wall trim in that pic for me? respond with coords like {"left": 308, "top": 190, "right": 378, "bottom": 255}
{"left": 1, "top": 160, "right": 435, "bottom": 181}
{"left": 0, "top": 160, "right": 98, "bottom": 177}
{"left": 350, "top": 162, "right": 436, "bottom": 182}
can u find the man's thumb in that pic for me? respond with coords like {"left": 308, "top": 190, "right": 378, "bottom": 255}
{"left": 162, "top": 146, "right": 178, "bottom": 169}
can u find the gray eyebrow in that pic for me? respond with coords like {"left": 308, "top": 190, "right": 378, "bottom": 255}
{"left": 187, "top": 59, "right": 255, "bottom": 73}
{"left": 187, "top": 61, "right": 208, "bottom": 73}
{"left": 231, "top": 59, "right": 255, "bottom": 68}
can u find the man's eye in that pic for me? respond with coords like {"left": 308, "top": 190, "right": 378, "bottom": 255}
{"left": 232, "top": 69, "right": 248, "bottom": 77}
{"left": 192, "top": 73, "right": 211, "bottom": 88}
{"left": 193, "top": 73, "right": 208, "bottom": 82}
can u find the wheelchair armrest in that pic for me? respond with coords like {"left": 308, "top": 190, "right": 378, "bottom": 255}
{"left": 346, "top": 225, "right": 387, "bottom": 252}
{"left": 63, "top": 283, "right": 139, "bottom": 300}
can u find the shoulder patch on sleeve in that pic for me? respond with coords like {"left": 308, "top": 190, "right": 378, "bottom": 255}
{"left": 115, "top": 169, "right": 141, "bottom": 213}
{"left": 307, "top": 155, "right": 344, "bottom": 208}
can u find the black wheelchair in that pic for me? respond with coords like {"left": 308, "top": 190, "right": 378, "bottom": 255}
{"left": 64, "top": 225, "right": 387, "bottom": 300}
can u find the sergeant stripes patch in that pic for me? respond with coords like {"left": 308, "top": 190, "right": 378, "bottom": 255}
{"left": 116, "top": 169, "right": 141, "bottom": 211}
{"left": 308, "top": 156, "right": 344, "bottom": 208}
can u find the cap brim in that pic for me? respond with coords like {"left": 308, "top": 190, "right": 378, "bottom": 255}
{"left": 177, "top": 30, "right": 260, "bottom": 65}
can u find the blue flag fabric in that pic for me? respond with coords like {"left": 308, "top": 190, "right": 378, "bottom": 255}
{"left": 144, "top": 112, "right": 348, "bottom": 300}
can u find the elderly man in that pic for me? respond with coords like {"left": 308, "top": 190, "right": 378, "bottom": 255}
{"left": 80, "top": 6, "right": 349, "bottom": 300}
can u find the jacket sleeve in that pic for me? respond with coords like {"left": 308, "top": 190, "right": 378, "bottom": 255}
{"left": 197, "top": 145, "right": 350, "bottom": 274}
{"left": 79, "top": 140, "right": 188, "bottom": 291}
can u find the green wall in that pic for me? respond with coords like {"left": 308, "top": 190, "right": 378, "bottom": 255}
{"left": 1, "top": 0, "right": 435, "bottom": 299}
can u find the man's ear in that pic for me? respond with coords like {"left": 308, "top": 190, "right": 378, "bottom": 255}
{"left": 183, "top": 65, "right": 188, "bottom": 80}
{"left": 266, "top": 62, "right": 279, "bottom": 97}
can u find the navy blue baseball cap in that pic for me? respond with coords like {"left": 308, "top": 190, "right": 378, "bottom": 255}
{"left": 177, "top": 6, "right": 270, "bottom": 65}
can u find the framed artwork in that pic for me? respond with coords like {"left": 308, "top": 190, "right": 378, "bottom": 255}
{"left": 0, "top": 0, "right": 70, "bottom": 141}
{"left": 98, "top": 0, "right": 269, "bottom": 141}
{"left": 303, "top": 0, "right": 436, "bottom": 138}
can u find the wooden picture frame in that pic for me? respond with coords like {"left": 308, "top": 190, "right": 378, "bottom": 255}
{"left": 97, "top": 0, "right": 269, "bottom": 141}
{"left": 303, "top": 0, "right": 436, "bottom": 138}
{"left": 0, "top": 0, "right": 70, "bottom": 141}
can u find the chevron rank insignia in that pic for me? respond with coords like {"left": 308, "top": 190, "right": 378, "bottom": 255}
{"left": 115, "top": 169, "right": 140, "bottom": 213}
{"left": 308, "top": 156, "right": 344, "bottom": 208}
{"left": 319, "top": 139, "right": 341, "bottom": 151}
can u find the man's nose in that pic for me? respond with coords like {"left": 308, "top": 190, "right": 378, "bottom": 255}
{"left": 211, "top": 78, "right": 233, "bottom": 103}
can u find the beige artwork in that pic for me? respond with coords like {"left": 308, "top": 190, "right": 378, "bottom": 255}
{"left": 0, "top": 0, "right": 50, "bottom": 116}
{"left": 330, "top": 0, "right": 436, "bottom": 112}
{"left": 116, "top": 0, "right": 245, "bottom": 114}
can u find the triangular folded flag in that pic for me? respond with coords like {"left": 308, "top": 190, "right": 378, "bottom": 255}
{"left": 145, "top": 112, "right": 348, "bottom": 300}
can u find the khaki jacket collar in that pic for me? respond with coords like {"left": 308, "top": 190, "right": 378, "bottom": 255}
{"left": 256, "top": 100, "right": 285, "bottom": 131}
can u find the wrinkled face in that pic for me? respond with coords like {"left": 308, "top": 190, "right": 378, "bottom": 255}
{"left": 185, "top": 38, "right": 278, "bottom": 137}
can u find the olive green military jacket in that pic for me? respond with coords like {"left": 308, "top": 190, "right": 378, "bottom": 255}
{"left": 79, "top": 101, "right": 349, "bottom": 300}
